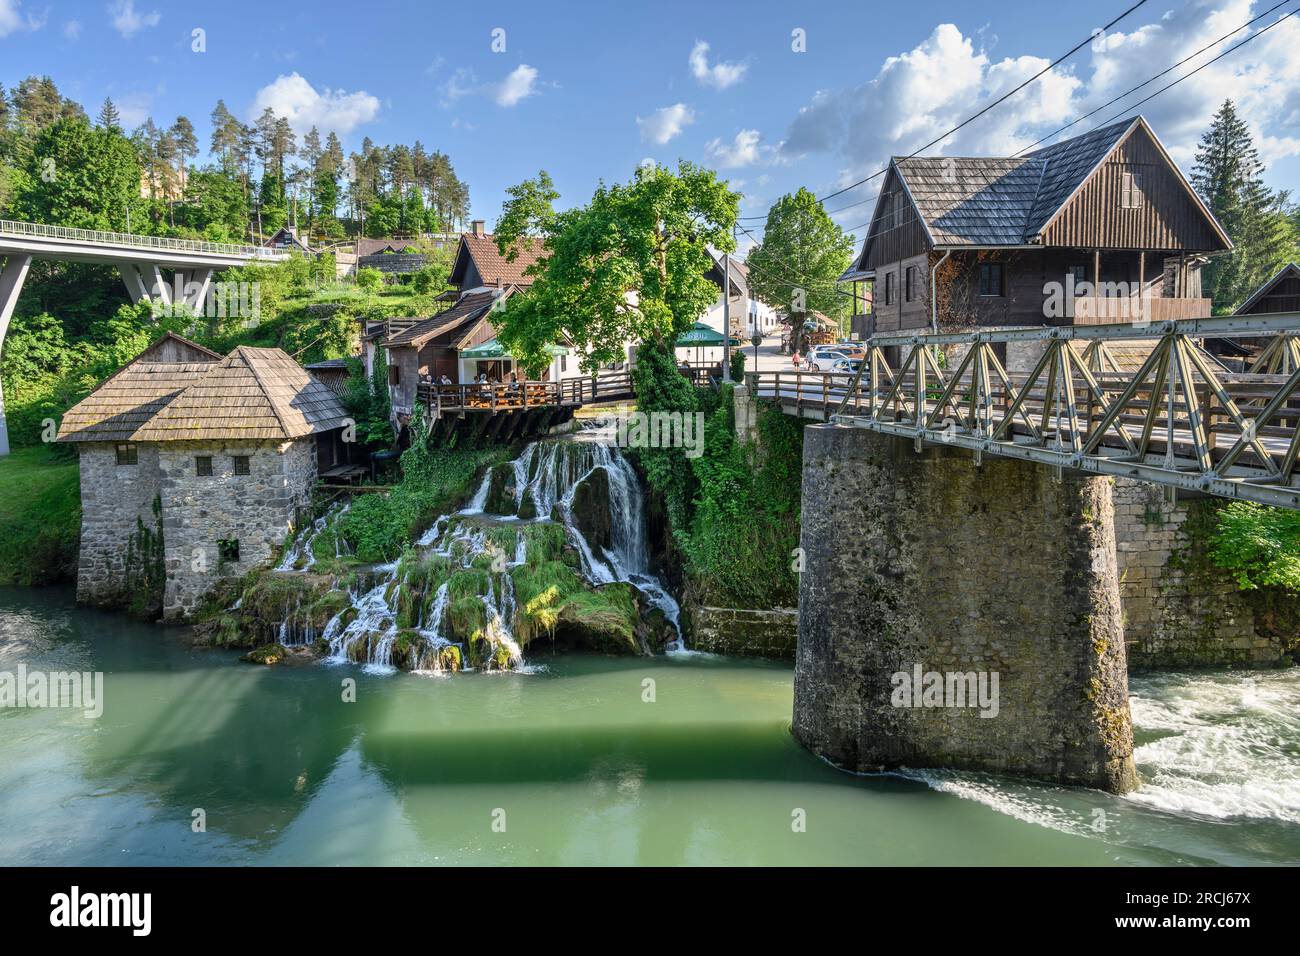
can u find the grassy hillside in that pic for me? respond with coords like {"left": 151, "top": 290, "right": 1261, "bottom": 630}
{"left": 0, "top": 444, "right": 80, "bottom": 585}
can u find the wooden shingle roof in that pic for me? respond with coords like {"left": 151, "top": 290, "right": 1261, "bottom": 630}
{"left": 450, "top": 233, "right": 545, "bottom": 289}
{"left": 889, "top": 117, "right": 1137, "bottom": 247}
{"left": 56, "top": 361, "right": 218, "bottom": 443}
{"left": 385, "top": 290, "right": 500, "bottom": 349}
{"left": 130, "top": 346, "right": 351, "bottom": 442}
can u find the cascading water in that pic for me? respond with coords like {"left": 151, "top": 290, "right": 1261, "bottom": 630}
{"left": 277, "top": 500, "right": 351, "bottom": 571}
{"left": 303, "top": 426, "right": 683, "bottom": 673}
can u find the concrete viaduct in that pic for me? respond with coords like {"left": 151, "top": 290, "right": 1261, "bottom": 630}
{"left": 741, "top": 313, "right": 1300, "bottom": 793}
{"left": 0, "top": 219, "right": 286, "bottom": 454}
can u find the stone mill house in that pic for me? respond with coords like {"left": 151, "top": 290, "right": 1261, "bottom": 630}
{"left": 57, "top": 333, "right": 352, "bottom": 620}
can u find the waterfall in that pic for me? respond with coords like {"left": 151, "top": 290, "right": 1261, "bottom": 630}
{"left": 296, "top": 429, "right": 682, "bottom": 672}
{"left": 277, "top": 500, "right": 350, "bottom": 571}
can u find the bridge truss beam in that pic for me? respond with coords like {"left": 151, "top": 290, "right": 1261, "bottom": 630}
{"left": 753, "top": 312, "right": 1300, "bottom": 510}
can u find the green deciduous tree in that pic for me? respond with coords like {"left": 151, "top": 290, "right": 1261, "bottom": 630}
{"left": 745, "top": 187, "right": 854, "bottom": 349}
{"left": 14, "top": 116, "right": 143, "bottom": 231}
{"left": 493, "top": 162, "right": 739, "bottom": 374}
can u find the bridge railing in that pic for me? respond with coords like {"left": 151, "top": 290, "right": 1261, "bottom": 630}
{"left": 0, "top": 218, "right": 283, "bottom": 260}
{"left": 749, "top": 313, "right": 1300, "bottom": 509}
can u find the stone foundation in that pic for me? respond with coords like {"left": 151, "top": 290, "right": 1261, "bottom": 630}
{"left": 687, "top": 605, "right": 797, "bottom": 659}
{"left": 793, "top": 424, "right": 1137, "bottom": 793}
{"left": 75, "top": 442, "right": 162, "bottom": 607}
{"left": 1113, "top": 479, "right": 1299, "bottom": 668}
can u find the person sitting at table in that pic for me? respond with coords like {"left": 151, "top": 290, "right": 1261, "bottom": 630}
{"left": 507, "top": 372, "right": 520, "bottom": 392}
{"left": 439, "top": 374, "right": 453, "bottom": 386}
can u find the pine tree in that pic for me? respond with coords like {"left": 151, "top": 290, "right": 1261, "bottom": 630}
{"left": 1191, "top": 99, "right": 1294, "bottom": 312}
{"left": 96, "top": 98, "right": 121, "bottom": 132}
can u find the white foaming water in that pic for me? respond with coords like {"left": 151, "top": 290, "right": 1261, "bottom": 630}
{"left": 895, "top": 669, "right": 1300, "bottom": 842}
{"left": 1125, "top": 670, "right": 1300, "bottom": 824}
{"left": 277, "top": 501, "right": 350, "bottom": 571}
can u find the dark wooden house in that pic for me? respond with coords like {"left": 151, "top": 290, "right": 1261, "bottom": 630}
{"left": 382, "top": 289, "right": 503, "bottom": 413}
{"left": 842, "top": 116, "right": 1231, "bottom": 339}
{"left": 1237, "top": 263, "right": 1300, "bottom": 316}
{"left": 447, "top": 221, "right": 546, "bottom": 295}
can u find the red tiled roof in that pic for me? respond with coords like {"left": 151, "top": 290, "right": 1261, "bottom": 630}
{"left": 453, "top": 233, "right": 546, "bottom": 288}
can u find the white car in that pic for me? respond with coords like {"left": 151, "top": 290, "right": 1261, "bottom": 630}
{"left": 806, "top": 347, "right": 853, "bottom": 372}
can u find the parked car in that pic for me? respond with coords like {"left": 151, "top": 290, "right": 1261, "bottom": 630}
{"left": 807, "top": 346, "right": 854, "bottom": 371}
{"left": 833, "top": 342, "right": 867, "bottom": 360}
{"left": 831, "top": 358, "right": 862, "bottom": 375}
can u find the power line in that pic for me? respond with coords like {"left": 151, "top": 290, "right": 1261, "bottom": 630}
{"left": 1014, "top": 0, "right": 1295, "bottom": 156}
{"left": 815, "top": 0, "right": 1153, "bottom": 207}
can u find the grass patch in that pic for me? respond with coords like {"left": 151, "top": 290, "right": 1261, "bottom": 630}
{"left": 0, "top": 444, "right": 80, "bottom": 585}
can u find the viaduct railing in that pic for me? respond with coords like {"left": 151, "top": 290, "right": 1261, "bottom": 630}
{"left": 0, "top": 218, "right": 283, "bottom": 260}
{"left": 749, "top": 313, "right": 1300, "bottom": 509}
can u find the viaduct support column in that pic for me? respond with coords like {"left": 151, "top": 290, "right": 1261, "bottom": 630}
{"left": 0, "top": 254, "right": 33, "bottom": 456}
{"left": 793, "top": 424, "right": 1138, "bottom": 793}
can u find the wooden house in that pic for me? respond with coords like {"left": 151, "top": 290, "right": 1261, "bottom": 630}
{"left": 842, "top": 116, "right": 1231, "bottom": 345}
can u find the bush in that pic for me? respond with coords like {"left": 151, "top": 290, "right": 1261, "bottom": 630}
{"left": 356, "top": 267, "right": 383, "bottom": 292}
{"left": 1209, "top": 501, "right": 1300, "bottom": 591}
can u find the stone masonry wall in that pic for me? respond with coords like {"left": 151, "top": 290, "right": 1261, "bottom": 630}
{"left": 160, "top": 438, "right": 315, "bottom": 620}
{"left": 1113, "top": 479, "right": 1297, "bottom": 667}
{"left": 76, "top": 442, "right": 162, "bottom": 607}
{"left": 688, "top": 605, "right": 798, "bottom": 659}
{"left": 793, "top": 424, "right": 1138, "bottom": 793}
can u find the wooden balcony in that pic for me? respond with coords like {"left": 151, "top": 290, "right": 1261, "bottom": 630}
{"left": 1070, "top": 296, "right": 1213, "bottom": 325}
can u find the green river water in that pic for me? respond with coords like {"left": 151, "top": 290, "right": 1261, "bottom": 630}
{"left": 2, "top": 586, "right": 1298, "bottom": 866}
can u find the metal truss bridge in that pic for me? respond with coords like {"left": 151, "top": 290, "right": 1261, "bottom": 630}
{"left": 749, "top": 313, "right": 1300, "bottom": 509}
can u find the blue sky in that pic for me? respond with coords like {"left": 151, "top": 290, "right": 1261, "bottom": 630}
{"left": 3, "top": 0, "right": 1298, "bottom": 253}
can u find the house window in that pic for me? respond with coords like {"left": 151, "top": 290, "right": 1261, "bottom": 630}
{"left": 1120, "top": 171, "right": 1142, "bottom": 209}
{"left": 114, "top": 444, "right": 137, "bottom": 466}
{"left": 978, "top": 263, "right": 1004, "bottom": 297}
{"left": 389, "top": 364, "right": 401, "bottom": 386}
{"left": 195, "top": 455, "right": 213, "bottom": 477}
{"left": 905, "top": 266, "right": 916, "bottom": 302}
{"left": 233, "top": 455, "right": 251, "bottom": 476}
{"left": 884, "top": 272, "right": 895, "bottom": 306}
{"left": 560, "top": 355, "right": 567, "bottom": 374}
{"left": 1068, "top": 264, "right": 1088, "bottom": 287}
{"left": 217, "top": 538, "right": 240, "bottom": 563}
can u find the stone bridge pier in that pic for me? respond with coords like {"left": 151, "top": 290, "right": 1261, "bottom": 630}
{"left": 794, "top": 424, "right": 1138, "bottom": 793}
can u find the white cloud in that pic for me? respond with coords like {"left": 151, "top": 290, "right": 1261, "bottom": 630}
{"left": 108, "top": 0, "right": 160, "bottom": 39}
{"left": 0, "top": 0, "right": 45, "bottom": 37}
{"left": 689, "top": 40, "right": 747, "bottom": 90}
{"left": 779, "top": 1, "right": 1300, "bottom": 190}
{"left": 637, "top": 103, "right": 695, "bottom": 144}
{"left": 493, "top": 64, "right": 539, "bottom": 107}
{"left": 706, "top": 129, "right": 767, "bottom": 167}
{"left": 116, "top": 92, "right": 153, "bottom": 128}
{"left": 64, "top": 19, "right": 81, "bottom": 39}
{"left": 440, "top": 64, "right": 542, "bottom": 109}
{"left": 251, "top": 73, "right": 381, "bottom": 135}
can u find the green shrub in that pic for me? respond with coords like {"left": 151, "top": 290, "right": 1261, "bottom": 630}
{"left": 1209, "top": 501, "right": 1300, "bottom": 591}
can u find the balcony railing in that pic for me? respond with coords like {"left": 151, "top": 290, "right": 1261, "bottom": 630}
{"left": 1069, "top": 296, "right": 1213, "bottom": 325}
{"left": 0, "top": 218, "right": 283, "bottom": 259}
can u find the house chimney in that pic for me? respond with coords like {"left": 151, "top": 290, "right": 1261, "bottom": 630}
{"left": 471, "top": 219, "right": 486, "bottom": 237}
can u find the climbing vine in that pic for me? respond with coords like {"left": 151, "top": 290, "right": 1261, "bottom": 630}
{"left": 123, "top": 493, "right": 165, "bottom": 617}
